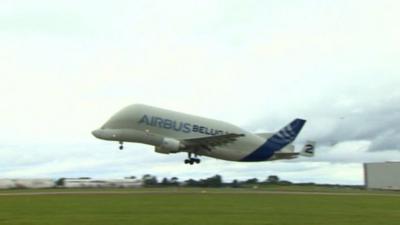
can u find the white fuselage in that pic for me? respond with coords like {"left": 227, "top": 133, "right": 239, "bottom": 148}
{"left": 92, "top": 104, "right": 299, "bottom": 162}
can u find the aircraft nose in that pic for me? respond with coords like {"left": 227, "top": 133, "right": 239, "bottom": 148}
{"left": 92, "top": 128, "right": 118, "bottom": 140}
{"left": 92, "top": 129, "right": 102, "bottom": 138}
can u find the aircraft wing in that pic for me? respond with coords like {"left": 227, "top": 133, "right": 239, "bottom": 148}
{"left": 182, "top": 133, "right": 245, "bottom": 150}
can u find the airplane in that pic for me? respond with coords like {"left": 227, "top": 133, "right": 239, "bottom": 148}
{"left": 92, "top": 104, "right": 316, "bottom": 164}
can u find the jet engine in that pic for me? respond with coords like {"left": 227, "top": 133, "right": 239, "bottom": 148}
{"left": 155, "top": 138, "right": 183, "bottom": 154}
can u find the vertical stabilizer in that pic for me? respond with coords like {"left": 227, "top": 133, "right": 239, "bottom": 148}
{"left": 268, "top": 119, "right": 306, "bottom": 147}
{"left": 241, "top": 119, "right": 306, "bottom": 162}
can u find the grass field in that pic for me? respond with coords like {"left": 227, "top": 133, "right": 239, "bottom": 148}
{"left": 0, "top": 188, "right": 399, "bottom": 225}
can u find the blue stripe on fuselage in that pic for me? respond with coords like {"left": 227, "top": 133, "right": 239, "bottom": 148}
{"left": 240, "top": 139, "right": 284, "bottom": 162}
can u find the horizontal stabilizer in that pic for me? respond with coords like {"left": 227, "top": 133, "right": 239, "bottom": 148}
{"left": 300, "top": 141, "right": 316, "bottom": 157}
{"left": 255, "top": 132, "right": 273, "bottom": 139}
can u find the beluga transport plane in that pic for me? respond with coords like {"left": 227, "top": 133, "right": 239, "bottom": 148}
{"left": 92, "top": 104, "right": 316, "bottom": 165}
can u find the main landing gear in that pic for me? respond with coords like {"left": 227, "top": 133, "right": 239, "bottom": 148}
{"left": 184, "top": 153, "right": 201, "bottom": 165}
{"left": 119, "top": 141, "right": 124, "bottom": 150}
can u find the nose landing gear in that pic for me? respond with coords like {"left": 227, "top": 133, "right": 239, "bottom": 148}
{"left": 119, "top": 141, "right": 124, "bottom": 150}
{"left": 184, "top": 153, "right": 201, "bottom": 165}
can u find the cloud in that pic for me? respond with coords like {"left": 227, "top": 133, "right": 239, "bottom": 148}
{"left": 0, "top": 0, "right": 400, "bottom": 185}
{"left": 309, "top": 96, "right": 400, "bottom": 152}
{"left": 247, "top": 92, "right": 400, "bottom": 152}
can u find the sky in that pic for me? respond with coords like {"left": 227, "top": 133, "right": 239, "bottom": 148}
{"left": 1, "top": 0, "right": 399, "bottom": 185}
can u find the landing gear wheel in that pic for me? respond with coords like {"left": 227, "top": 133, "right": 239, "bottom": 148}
{"left": 184, "top": 153, "right": 201, "bottom": 165}
{"left": 119, "top": 141, "right": 124, "bottom": 150}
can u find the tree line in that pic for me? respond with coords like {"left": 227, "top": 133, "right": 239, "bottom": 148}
{"left": 141, "top": 174, "right": 289, "bottom": 188}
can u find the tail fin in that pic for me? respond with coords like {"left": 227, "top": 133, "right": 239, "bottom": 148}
{"left": 268, "top": 119, "right": 306, "bottom": 147}
{"left": 241, "top": 119, "right": 306, "bottom": 162}
{"left": 300, "top": 141, "right": 316, "bottom": 157}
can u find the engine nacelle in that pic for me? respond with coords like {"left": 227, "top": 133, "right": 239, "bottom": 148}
{"left": 155, "top": 138, "right": 182, "bottom": 154}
